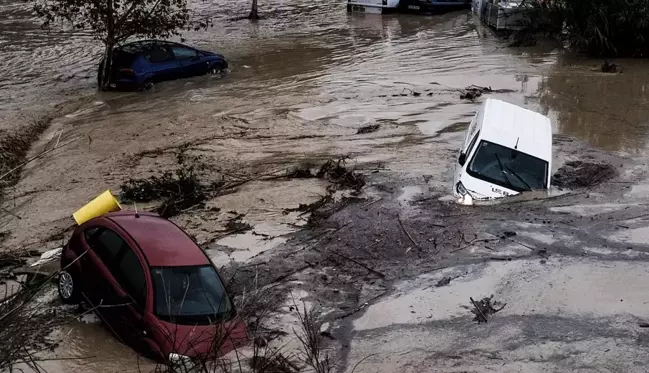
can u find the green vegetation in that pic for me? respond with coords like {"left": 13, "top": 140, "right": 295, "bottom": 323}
{"left": 529, "top": 0, "right": 649, "bottom": 56}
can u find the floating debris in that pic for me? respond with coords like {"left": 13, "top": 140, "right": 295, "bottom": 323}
{"left": 601, "top": 60, "right": 621, "bottom": 73}
{"left": 120, "top": 148, "right": 217, "bottom": 217}
{"left": 460, "top": 85, "right": 492, "bottom": 101}
{"left": 435, "top": 277, "right": 452, "bottom": 287}
{"left": 357, "top": 124, "right": 380, "bottom": 134}
{"left": 469, "top": 295, "right": 506, "bottom": 323}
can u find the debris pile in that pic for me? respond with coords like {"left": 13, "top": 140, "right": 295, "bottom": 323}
{"left": 469, "top": 295, "right": 506, "bottom": 323}
{"left": 459, "top": 85, "right": 517, "bottom": 101}
{"left": 601, "top": 60, "right": 621, "bottom": 73}
{"left": 284, "top": 195, "right": 333, "bottom": 215}
{"left": 435, "top": 277, "right": 452, "bottom": 287}
{"left": 120, "top": 148, "right": 220, "bottom": 217}
{"left": 224, "top": 212, "right": 253, "bottom": 233}
{"left": 356, "top": 124, "right": 380, "bottom": 134}
{"left": 122, "top": 153, "right": 365, "bottom": 222}
{"left": 317, "top": 157, "right": 366, "bottom": 192}
{"left": 553, "top": 161, "right": 617, "bottom": 188}
{"left": 286, "top": 157, "right": 366, "bottom": 192}
{"left": 460, "top": 85, "right": 493, "bottom": 101}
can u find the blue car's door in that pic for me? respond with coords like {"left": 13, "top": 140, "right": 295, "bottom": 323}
{"left": 142, "top": 45, "right": 180, "bottom": 82}
{"left": 171, "top": 45, "right": 208, "bottom": 77}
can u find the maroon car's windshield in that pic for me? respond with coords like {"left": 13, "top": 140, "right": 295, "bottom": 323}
{"left": 151, "top": 265, "right": 233, "bottom": 325}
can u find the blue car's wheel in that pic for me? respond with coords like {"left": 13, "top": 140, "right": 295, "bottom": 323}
{"left": 138, "top": 79, "right": 155, "bottom": 92}
{"left": 208, "top": 61, "right": 228, "bottom": 75}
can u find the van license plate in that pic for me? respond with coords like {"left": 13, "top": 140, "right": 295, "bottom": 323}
{"left": 408, "top": 4, "right": 420, "bottom": 9}
{"left": 351, "top": 5, "right": 366, "bottom": 11}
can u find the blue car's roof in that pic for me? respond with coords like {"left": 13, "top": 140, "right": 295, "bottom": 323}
{"left": 119, "top": 40, "right": 174, "bottom": 53}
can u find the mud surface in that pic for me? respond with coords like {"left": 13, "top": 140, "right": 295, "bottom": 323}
{"left": 553, "top": 160, "right": 618, "bottom": 188}
{"left": 2, "top": 0, "right": 649, "bottom": 372}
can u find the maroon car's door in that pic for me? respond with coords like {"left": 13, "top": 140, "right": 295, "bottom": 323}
{"left": 107, "top": 236, "right": 152, "bottom": 353}
{"left": 81, "top": 226, "right": 127, "bottom": 328}
{"left": 82, "top": 226, "right": 149, "bottom": 352}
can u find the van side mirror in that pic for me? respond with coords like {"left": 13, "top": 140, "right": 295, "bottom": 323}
{"left": 458, "top": 153, "right": 467, "bottom": 166}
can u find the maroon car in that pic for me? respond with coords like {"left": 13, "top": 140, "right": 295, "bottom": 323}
{"left": 58, "top": 211, "right": 247, "bottom": 363}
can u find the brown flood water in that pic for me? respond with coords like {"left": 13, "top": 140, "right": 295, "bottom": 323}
{"left": 2, "top": 0, "right": 649, "bottom": 371}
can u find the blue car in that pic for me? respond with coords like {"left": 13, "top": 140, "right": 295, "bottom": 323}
{"left": 98, "top": 40, "right": 228, "bottom": 90}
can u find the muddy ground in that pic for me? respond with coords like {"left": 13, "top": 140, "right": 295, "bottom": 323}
{"left": 3, "top": 1, "right": 649, "bottom": 372}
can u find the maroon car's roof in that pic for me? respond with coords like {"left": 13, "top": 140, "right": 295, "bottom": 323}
{"left": 106, "top": 211, "right": 210, "bottom": 267}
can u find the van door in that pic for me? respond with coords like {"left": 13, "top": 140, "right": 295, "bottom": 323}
{"left": 454, "top": 112, "right": 481, "bottom": 189}
{"left": 461, "top": 112, "right": 480, "bottom": 153}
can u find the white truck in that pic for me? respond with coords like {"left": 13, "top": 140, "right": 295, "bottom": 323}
{"left": 472, "top": 0, "right": 534, "bottom": 31}
{"left": 347, "top": 0, "right": 471, "bottom": 14}
{"left": 453, "top": 98, "right": 552, "bottom": 203}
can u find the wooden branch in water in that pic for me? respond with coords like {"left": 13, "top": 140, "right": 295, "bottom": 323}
{"left": 328, "top": 250, "right": 385, "bottom": 279}
{"left": 398, "top": 215, "right": 420, "bottom": 249}
{"left": 470, "top": 297, "right": 488, "bottom": 323}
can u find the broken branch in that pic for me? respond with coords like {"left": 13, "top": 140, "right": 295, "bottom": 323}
{"left": 397, "top": 215, "right": 420, "bottom": 249}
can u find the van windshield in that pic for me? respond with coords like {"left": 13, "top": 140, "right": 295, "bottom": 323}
{"left": 151, "top": 265, "right": 233, "bottom": 325}
{"left": 467, "top": 140, "right": 548, "bottom": 192}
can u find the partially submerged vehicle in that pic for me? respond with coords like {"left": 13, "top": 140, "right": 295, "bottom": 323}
{"left": 98, "top": 40, "right": 228, "bottom": 91}
{"left": 472, "top": 0, "right": 539, "bottom": 31}
{"left": 347, "top": 0, "right": 471, "bottom": 14}
{"left": 453, "top": 98, "right": 552, "bottom": 202}
{"left": 58, "top": 211, "right": 246, "bottom": 364}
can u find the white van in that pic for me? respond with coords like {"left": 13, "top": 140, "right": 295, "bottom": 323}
{"left": 453, "top": 98, "right": 552, "bottom": 201}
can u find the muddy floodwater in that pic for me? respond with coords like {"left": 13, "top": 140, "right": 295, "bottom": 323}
{"left": 3, "top": 0, "right": 649, "bottom": 372}
{"left": 3, "top": 0, "right": 649, "bottom": 152}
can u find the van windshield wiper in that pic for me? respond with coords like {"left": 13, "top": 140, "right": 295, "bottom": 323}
{"left": 494, "top": 153, "right": 517, "bottom": 191}
{"left": 504, "top": 165, "right": 532, "bottom": 191}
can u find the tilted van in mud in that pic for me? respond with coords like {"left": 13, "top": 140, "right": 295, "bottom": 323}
{"left": 453, "top": 98, "right": 552, "bottom": 202}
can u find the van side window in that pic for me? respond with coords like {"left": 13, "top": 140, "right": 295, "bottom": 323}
{"left": 466, "top": 131, "right": 480, "bottom": 157}
{"left": 115, "top": 247, "right": 147, "bottom": 307}
{"left": 88, "top": 228, "right": 125, "bottom": 269}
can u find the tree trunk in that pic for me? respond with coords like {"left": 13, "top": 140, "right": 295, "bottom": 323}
{"left": 100, "top": 0, "right": 116, "bottom": 90}
{"left": 100, "top": 43, "right": 115, "bottom": 90}
{"left": 248, "top": 0, "right": 259, "bottom": 19}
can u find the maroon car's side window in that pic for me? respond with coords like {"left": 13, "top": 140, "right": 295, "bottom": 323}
{"left": 83, "top": 227, "right": 99, "bottom": 242}
{"left": 89, "top": 228, "right": 125, "bottom": 267}
{"left": 86, "top": 227, "right": 147, "bottom": 307}
{"left": 115, "top": 247, "right": 147, "bottom": 307}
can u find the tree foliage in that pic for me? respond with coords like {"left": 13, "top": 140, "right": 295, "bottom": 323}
{"left": 33, "top": 0, "right": 210, "bottom": 88}
{"left": 526, "top": 0, "right": 649, "bottom": 56}
{"left": 34, "top": 0, "right": 194, "bottom": 44}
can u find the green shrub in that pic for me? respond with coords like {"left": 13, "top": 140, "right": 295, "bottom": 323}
{"left": 530, "top": 0, "right": 649, "bottom": 56}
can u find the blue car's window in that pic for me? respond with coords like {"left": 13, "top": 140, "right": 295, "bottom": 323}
{"left": 145, "top": 47, "right": 173, "bottom": 63}
{"left": 172, "top": 46, "right": 198, "bottom": 60}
